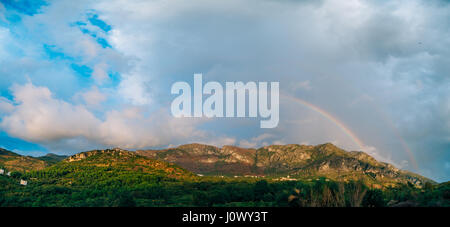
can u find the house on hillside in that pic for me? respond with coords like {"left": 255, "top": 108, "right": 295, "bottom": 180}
{"left": 6, "top": 172, "right": 11, "bottom": 176}
{"left": 20, "top": 179, "right": 27, "bottom": 186}
{"left": 0, "top": 169, "right": 4, "bottom": 175}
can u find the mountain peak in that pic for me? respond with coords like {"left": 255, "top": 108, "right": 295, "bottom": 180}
{"left": 1, "top": 143, "right": 436, "bottom": 187}
{"left": 316, "top": 143, "right": 344, "bottom": 153}
{"left": 0, "top": 148, "right": 47, "bottom": 172}
{"left": 0, "top": 148, "right": 19, "bottom": 156}
{"left": 138, "top": 143, "right": 434, "bottom": 186}
{"left": 65, "top": 148, "right": 136, "bottom": 162}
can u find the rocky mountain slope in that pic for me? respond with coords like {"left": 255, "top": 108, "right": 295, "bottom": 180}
{"left": 138, "top": 144, "right": 257, "bottom": 176}
{"left": 137, "top": 143, "right": 434, "bottom": 187}
{"left": 0, "top": 143, "right": 434, "bottom": 188}
{"left": 36, "top": 153, "right": 68, "bottom": 165}
{"left": 0, "top": 148, "right": 48, "bottom": 172}
{"left": 60, "top": 148, "right": 194, "bottom": 180}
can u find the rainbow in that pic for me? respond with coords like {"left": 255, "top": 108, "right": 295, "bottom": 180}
{"left": 281, "top": 93, "right": 418, "bottom": 171}
{"left": 281, "top": 94, "right": 366, "bottom": 150}
{"left": 372, "top": 107, "right": 419, "bottom": 170}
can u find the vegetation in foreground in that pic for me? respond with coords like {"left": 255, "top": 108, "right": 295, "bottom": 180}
{"left": 0, "top": 149, "right": 448, "bottom": 207}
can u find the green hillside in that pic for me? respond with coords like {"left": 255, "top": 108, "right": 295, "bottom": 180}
{"left": 0, "top": 146, "right": 448, "bottom": 207}
{"left": 0, "top": 148, "right": 48, "bottom": 172}
{"left": 36, "top": 153, "right": 68, "bottom": 165}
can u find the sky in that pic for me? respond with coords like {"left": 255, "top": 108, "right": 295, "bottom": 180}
{"left": 0, "top": 0, "right": 449, "bottom": 182}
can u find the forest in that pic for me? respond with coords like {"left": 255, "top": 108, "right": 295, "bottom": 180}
{"left": 1, "top": 163, "right": 448, "bottom": 207}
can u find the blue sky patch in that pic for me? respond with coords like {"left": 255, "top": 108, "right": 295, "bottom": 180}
{"left": 71, "top": 13, "right": 113, "bottom": 49}
{"left": 0, "top": 132, "right": 47, "bottom": 154}
{"left": 43, "top": 44, "right": 73, "bottom": 60}
{"left": 96, "top": 37, "right": 111, "bottom": 48}
{"left": 2, "top": 0, "right": 47, "bottom": 16}
{"left": 88, "top": 14, "right": 112, "bottom": 33}
{"left": 71, "top": 64, "right": 93, "bottom": 78}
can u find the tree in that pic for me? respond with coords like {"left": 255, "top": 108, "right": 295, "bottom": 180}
{"left": 346, "top": 181, "right": 367, "bottom": 207}
{"left": 10, "top": 171, "right": 23, "bottom": 179}
{"left": 423, "top": 182, "right": 434, "bottom": 191}
{"left": 117, "top": 192, "right": 136, "bottom": 207}
{"left": 254, "top": 180, "right": 270, "bottom": 201}
{"left": 362, "top": 189, "right": 385, "bottom": 207}
{"left": 288, "top": 188, "right": 302, "bottom": 207}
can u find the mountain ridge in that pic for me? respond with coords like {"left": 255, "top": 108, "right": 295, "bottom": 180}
{"left": 1, "top": 145, "right": 448, "bottom": 207}
{"left": 0, "top": 148, "right": 48, "bottom": 172}
{"left": 0, "top": 143, "right": 435, "bottom": 187}
{"left": 136, "top": 143, "right": 434, "bottom": 187}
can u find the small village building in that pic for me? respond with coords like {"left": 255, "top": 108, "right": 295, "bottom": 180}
{"left": 0, "top": 169, "right": 4, "bottom": 175}
{"left": 20, "top": 179, "right": 27, "bottom": 186}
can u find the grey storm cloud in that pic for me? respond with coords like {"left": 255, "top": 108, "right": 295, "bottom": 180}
{"left": 96, "top": 0, "right": 450, "bottom": 181}
{"left": 0, "top": 0, "right": 449, "bottom": 181}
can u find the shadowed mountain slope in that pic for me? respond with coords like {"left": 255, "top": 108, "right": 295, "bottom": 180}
{"left": 137, "top": 143, "right": 434, "bottom": 187}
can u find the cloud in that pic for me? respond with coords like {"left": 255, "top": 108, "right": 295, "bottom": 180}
{"left": 91, "top": 62, "right": 109, "bottom": 84}
{"left": 0, "top": 83, "right": 226, "bottom": 151}
{"left": 75, "top": 86, "right": 107, "bottom": 107}
{"left": 290, "top": 81, "right": 312, "bottom": 91}
{"left": 94, "top": 0, "right": 449, "bottom": 180}
{"left": 0, "top": 3, "right": 5, "bottom": 22}
{"left": 0, "top": 27, "right": 12, "bottom": 60}
{"left": 0, "top": 0, "right": 449, "bottom": 181}
{"left": 239, "top": 133, "right": 275, "bottom": 148}
{"left": 196, "top": 137, "right": 237, "bottom": 148}
{"left": 0, "top": 97, "right": 14, "bottom": 114}
{"left": 1, "top": 83, "right": 101, "bottom": 142}
{"left": 118, "top": 72, "right": 152, "bottom": 106}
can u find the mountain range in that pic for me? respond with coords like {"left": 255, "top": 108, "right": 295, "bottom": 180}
{"left": 0, "top": 143, "right": 434, "bottom": 188}
{"left": 136, "top": 143, "right": 433, "bottom": 187}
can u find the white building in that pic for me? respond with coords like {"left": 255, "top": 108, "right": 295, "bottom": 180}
{"left": 20, "top": 179, "right": 27, "bottom": 186}
{"left": 6, "top": 172, "right": 11, "bottom": 176}
{"left": 0, "top": 169, "right": 4, "bottom": 175}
